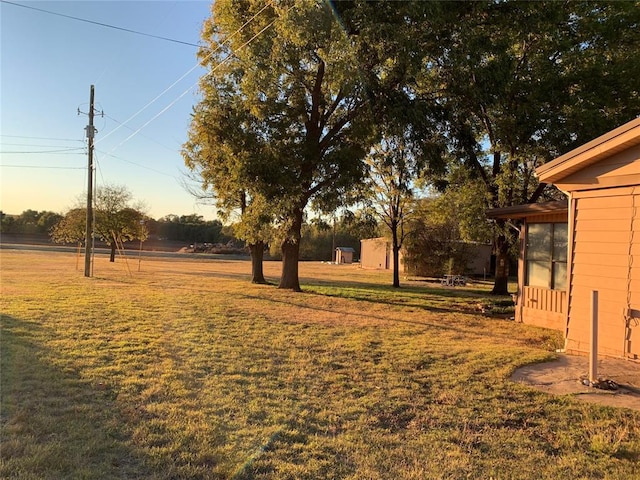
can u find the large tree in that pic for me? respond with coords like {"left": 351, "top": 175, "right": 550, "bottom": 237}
{"left": 50, "top": 208, "right": 86, "bottom": 246}
{"left": 420, "top": 1, "right": 640, "bottom": 294}
{"left": 364, "top": 134, "right": 425, "bottom": 288}
{"left": 182, "top": 84, "right": 272, "bottom": 284}
{"left": 187, "top": 0, "right": 381, "bottom": 291}
{"left": 93, "top": 185, "right": 147, "bottom": 262}
{"left": 51, "top": 185, "right": 146, "bottom": 263}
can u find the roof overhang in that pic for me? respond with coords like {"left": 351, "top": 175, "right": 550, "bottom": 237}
{"left": 537, "top": 117, "right": 640, "bottom": 184}
{"left": 486, "top": 200, "right": 568, "bottom": 220}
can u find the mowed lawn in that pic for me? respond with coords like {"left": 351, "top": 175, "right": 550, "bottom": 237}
{"left": 2, "top": 251, "right": 639, "bottom": 479}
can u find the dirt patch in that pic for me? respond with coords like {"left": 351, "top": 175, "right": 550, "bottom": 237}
{"left": 512, "top": 354, "right": 640, "bottom": 410}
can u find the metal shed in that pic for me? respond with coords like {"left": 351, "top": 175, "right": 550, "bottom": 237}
{"left": 335, "top": 246, "right": 355, "bottom": 264}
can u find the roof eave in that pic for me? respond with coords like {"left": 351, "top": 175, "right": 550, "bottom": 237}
{"left": 537, "top": 117, "right": 640, "bottom": 184}
{"left": 486, "top": 200, "right": 568, "bottom": 220}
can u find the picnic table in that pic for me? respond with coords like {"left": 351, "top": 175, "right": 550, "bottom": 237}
{"left": 441, "top": 274, "right": 466, "bottom": 287}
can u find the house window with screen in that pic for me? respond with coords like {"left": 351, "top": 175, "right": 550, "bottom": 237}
{"left": 525, "top": 223, "right": 568, "bottom": 290}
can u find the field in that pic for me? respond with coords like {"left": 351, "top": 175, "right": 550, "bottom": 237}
{"left": 2, "top": 250, "right": 640, "bottom": 479}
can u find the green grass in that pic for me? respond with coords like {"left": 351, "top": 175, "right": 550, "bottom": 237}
{"left": 2, "top": 251, "right": 640, "bottom": 479}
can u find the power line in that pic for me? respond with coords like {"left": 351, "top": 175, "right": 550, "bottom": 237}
{"left": 103, "top": 114, "right": 177, "bottom": 152}
{"left": 94, "top": 149, "right": 176, "bottom": 178}
{"left": 0, "top": 0, "right": 202, "bottom": 48}
{"left": 0, "top": 134, "right": 84, "bottom": 142}
{"left": 96, "top": 1, "right": 275, "bottom": 147}
{"left": 0, "top": 148, "right": 86, "bottom": 154}
{"left": 0, "top": 164, "right": 85, "bottom": 170}
{"left": 0, "top": 142, "right": 84, "bottom": 148}
{"left": 105, "top": 15, "right": 278, "bottom": 155}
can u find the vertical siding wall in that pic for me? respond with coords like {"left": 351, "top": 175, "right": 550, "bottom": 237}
{"left": 520, "top": 286, "right": 566, "bottom": 331}
{"left": 568, "top": 188, "right": 640, "bottom": 359}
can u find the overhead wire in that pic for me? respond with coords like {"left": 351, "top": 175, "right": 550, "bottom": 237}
{"left": 0, "top": 134, "right": 84, "bottom": 142}
{"left": 0, "top": 0, "right": 203, "bottom": 48}
{"left": 104, "top": 14, "right": 278, "bottom": 156}
{"left": 0, "top": 164, "right": 85, "bottom": 170}
{"left": 94, "top": 152, "right": 106, "bottom": 185}
{"left": 102, "top": 114, "right": 177, "bottom": 152}
{"left": 96, "top": 0, "right": 275, "bottom": 147}
{"left": 2, "top": 1, "right": 278, "bottom": 185}
{"left": 95, "top": 149, "right": 176, "bottom": 178}
{"left": 1, "top": 142, "right": 85, "bottom": 148}
{"left": 0, "top": 148, "right": 86, "bottom": 154}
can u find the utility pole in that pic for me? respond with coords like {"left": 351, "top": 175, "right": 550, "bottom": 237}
{"left": 84, "top": 85, "right": 96, "bottom": 277}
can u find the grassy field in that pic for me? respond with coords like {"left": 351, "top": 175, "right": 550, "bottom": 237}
{"left": 2, "top": 250, "right": 639, "bottom": 479}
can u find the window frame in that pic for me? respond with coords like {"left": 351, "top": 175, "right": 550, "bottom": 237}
{"left": 525, "top": 222, "right": 568, "bottom": 291}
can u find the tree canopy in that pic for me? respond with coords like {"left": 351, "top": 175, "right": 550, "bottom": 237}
{"left": 51, "top": 184, "right": 147, "bottom": 262}
{"left": 185, "top": 0, "right": 382, "bottom": 290}
{"left": 418, "top": 0, "right": 640, "bottom": 293}
{"left": 185, "top": 0, "right": 640, "bottom": 293}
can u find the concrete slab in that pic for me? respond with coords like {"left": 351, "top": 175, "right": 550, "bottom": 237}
{"left": 511, "top": 354, "right": 640, "bottom": 410}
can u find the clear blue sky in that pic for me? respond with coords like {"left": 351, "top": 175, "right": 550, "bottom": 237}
{"left": 1, "top": 0, "right": 216, "bottom": 220}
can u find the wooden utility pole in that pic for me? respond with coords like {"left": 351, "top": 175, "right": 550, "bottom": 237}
{"left": 84, "top": 85, "right": 96, "bottom": 277}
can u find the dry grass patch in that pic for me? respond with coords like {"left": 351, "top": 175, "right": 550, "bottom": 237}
{"left": 2, "top": 251, "right": 640, "bottom": 479}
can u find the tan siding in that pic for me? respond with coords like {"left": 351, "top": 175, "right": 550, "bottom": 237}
{"left": 571, "top": 275, "right": 640, "bottom": 293}
{"left": 573, "top": 241, "right": 640, "bottom": 256}
{"left": 574, "top": 206, "right": 634, "bottom": 221}
{"left": 570, "top": 253, "right": 629, "bottom": 268}
{"left": 572, "top": 264, "right": 635, "bottom": 279}
{"left": 521, "top": 307, "right": 565, "bottom": 331}
{"left": 568, "top": 188, "right": 640, "bottom": 358}
{"left": 360, "top": 238, "right": 390, "bottom": 270}
{"left": 573, "top": 186, "right": 636, "bottom": 199}
{"left": 573, "top": 230, "right": 631, "bottom": 244}
{"left": 574, "top": 218, "right": 632, "bottom": 233}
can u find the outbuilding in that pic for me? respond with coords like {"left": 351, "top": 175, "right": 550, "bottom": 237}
{"left": 491, "top": 117, "right": 640, "bottom": 360}
{"left": 335, "top": 246, "right": 355, "bottom": 264}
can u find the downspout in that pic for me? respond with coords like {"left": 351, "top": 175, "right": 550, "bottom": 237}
{"left": 623, "top": 187, "right": 637, "bottom": 359}
{"left": 563, "top": 192, "right": 576, "bottom": 353}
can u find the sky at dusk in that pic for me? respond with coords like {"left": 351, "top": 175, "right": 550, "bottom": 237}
{"left": 1, "top": 0, "right": 217, "bottom": 220}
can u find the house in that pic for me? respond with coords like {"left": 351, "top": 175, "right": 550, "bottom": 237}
{"left": 490, "top": 117, "right": 640, "bottom": 359}
{"left": 335, "top": 246, "right": 355, "bottom": 264}
{"left": 487, "top": 200, "right": 569, "bottom": 331}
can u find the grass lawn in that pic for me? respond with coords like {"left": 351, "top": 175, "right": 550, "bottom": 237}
{"left": 2, "top": 250, "right": 639, "bottom": 479}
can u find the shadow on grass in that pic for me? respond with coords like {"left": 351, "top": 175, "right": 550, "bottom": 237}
{"left": 0, "top": 315, "right": 155, "bottom": 480}
{"left": 151, "top": 266, "right": 509, "bottom": 317}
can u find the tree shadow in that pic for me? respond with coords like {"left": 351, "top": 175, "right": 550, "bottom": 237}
{"left": 0, "top": 314, "right": 157, "bottom": 479}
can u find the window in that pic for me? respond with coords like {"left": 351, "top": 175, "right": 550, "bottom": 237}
{"left": 525, "top": 223, "right": 567, "bottom": 290}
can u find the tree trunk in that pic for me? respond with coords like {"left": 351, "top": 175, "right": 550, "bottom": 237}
{"left": 278, "top": 208, "right": 303, "bottom": 291}
{"left": 491, "top": 232, "right": 510, "bottom": 295}
{"left": 109, "top": 243, "right": 116, "bottom": 263}
{"left": 279, "top": 240, "right": 301, "bottom": 291}
{"left": 249, "top": 241, "right": 266, "bottom": 284}
{"left": 392, "top": 244, "right": 401, "bottom": 288}
{"left": 392, "top": 226, "right": 401, "bottom": 288}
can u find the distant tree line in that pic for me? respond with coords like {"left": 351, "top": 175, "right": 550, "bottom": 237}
{"left": 1, "top": 210, "right": 63, "bottom": 235}
{"left": 2, "top": 199, "right": 501, "bottom": 273}
{"left": 147, "top": 214, "right": 226, "bottom": 245}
